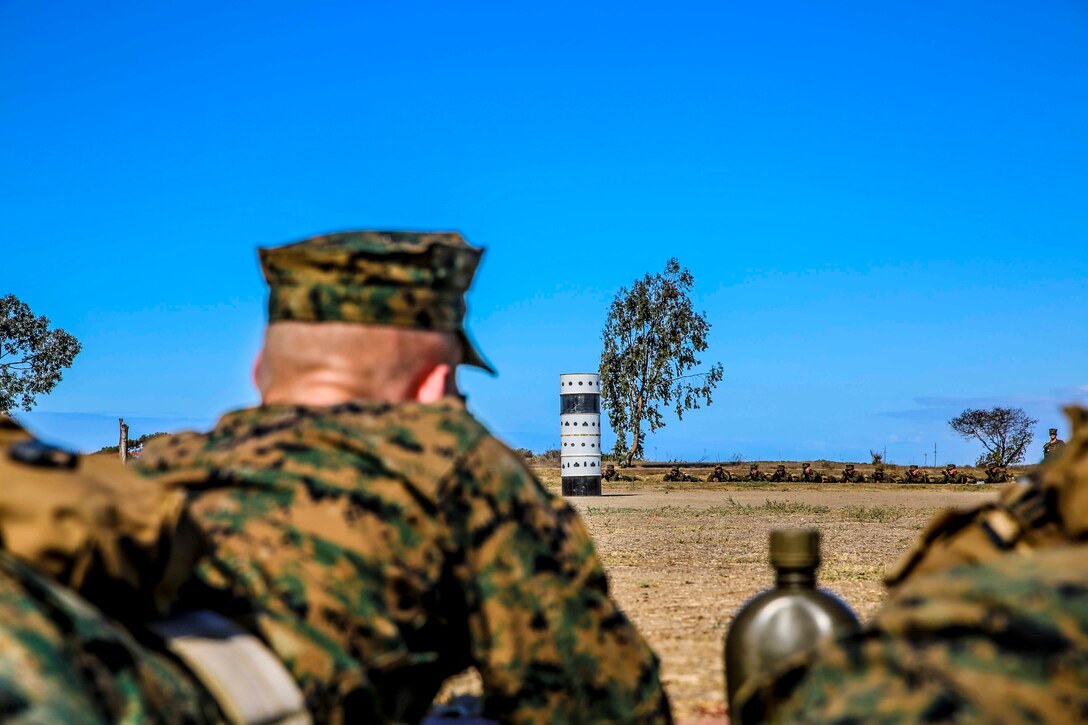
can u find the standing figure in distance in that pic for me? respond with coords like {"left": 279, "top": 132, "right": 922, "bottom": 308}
{"left": 707, "top": 465, "right": 731, "bottom": 483}
{"left": 1043, "top": 427, "right": 1065, "bottom": 459}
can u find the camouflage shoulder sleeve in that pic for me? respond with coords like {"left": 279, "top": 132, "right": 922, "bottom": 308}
{"left": 765, "top": 545, "right": 1088, "bottom": 724}
{"left": 440, "top": 435, "right": 672, "bottom": 724}
{"left": 0, "top": 550, "right": 220, "bottom": 724}
{"left": 0, "top": 424, "right": 203, "bottom": 620}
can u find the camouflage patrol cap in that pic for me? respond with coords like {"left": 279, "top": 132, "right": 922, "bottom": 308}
{"left": 845, "top": 464, "right": 854, "bottom": 470}
{"left": 259, "top": 230, "right": 494, "bottom": 373}
{"left": 1050, "top": 428, "right": 1058, "bottom": 435}
{"left": 946, "top": 463, "right": 955, "bottom": 469}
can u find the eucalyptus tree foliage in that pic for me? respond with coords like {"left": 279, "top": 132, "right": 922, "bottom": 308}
{"left": 599, "top": 258, "right": 723, "bottom": 467}
{"left": 948, "top": 406, "right": 1037, "bottom": 467}
{"left": 0, "top": 294, "right": 82, "bottom": 413}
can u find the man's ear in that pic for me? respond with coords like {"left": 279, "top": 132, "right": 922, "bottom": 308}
{"left": 414, "top": 363, "right": 452, "bottom": 403}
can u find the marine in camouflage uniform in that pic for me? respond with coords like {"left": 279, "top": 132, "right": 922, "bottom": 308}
{"left": 1043, "top": 427, "right": 1065, "bottom": 459}
{"left": 734, "top": 405, "right": 1088, "bottom": 724}
{"left": 798, "top": 464, "right": 822, "bottom": 483}
{"left": 984, "top": 464, "right": 1009, "bottom": 483}
{"left": 663, "top": 466, "right": 684, "bottom": 482}
{"left": 901, "top": 464, "right": 929, "bottom": 483}
{"left": 133, "top": 232, "right": 671, "bottom": 724}
{"left": 746, "top": 465, "right": 767, "bottom": 482}
{"left": 707, "top": 465, "right": 731, "bottom": 483}
{"left": 870, "top": 466, "right": 886, "bottom": 483}
{"left": 839, "top": 464, "right": 864, "bottom": 483}
{"left": 767, "top": 465, "right": 791, "bottom": 483}
{"left": 940, "top": 463, "right": 969, "bottom": 484}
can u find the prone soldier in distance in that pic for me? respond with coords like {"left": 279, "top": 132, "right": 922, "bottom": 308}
{"left": 798, "top": 464, "right": 822, "bottom": 482}
{"left": 746, "top": 464, "right": 768, "bottom": 482}
{"left": 840, "top": 464, "right": 864, "bottom": 483}
{"left": 767, "top": 465, "right": 793, "bottom": 482}
{"left": 663, "top": 466, "right": 697, "bottom": 482}
{"left": 984, "top": 464, "right": 1009, "bottom": 484}
{"left": 603, "top": 463, "right": 638, "bottom": 482}
{"left": 941, "top": 463, "right": 969, "bottom": 484}
{"left": 707, "top": 465, "right": 732, "bottom": 482}
{"left": 871, "top": 466, "right": 886, "bottom": 483}
{"left": 901, "top": 464, "right": 929, "bottom": 483}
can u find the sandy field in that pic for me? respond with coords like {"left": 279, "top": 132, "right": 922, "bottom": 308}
{"left": 439, "top": 470, "right": 999, "bottom": 722}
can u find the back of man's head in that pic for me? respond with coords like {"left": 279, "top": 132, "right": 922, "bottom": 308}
{"left": 258, "top": 322, "right": 462, "bottom": 405}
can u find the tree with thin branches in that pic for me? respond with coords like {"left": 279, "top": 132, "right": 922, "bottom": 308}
{"left": 600, "top": 258, "right": 723, "bottom": 467}
{"left": 0, "top": 294, "right": 82, "bottom": 413}
{"left": 948, "top": 406, "right": 1037, "bottom": 468}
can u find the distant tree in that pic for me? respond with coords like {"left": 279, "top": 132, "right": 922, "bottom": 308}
{"left": 512, "top": 447, "right": 534, "bottom": 459}
{"left": 535, "top": 448, "right": 561, "bottom": 463}
{"left": 869, "top": 449, "right": 884, "bottom": 465}
{"left": 0, "top": 295, "right": 82, "bottom": 413}
{"left": 600, "top": 258, "right": 723, "bottom": 467}
{"left": 948, "top": 407, "right": 1037, "bottom": 468}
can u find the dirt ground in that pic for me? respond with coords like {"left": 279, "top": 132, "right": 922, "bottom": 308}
{"left": 438, "top": 468, "right": 999, "bottom": 723}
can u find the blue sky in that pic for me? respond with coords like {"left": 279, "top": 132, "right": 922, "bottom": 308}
{"left": 3, "top": 0, "right": 1086, "bottom": 465}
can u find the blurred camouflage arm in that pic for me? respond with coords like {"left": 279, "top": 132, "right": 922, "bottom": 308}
{"left": 763, "top": 546, "right": 1088, "bottom": 724}
{"left": 0, "top": 428, "right": 204, "bottom": 619}
{"left": 442, "top": 436, "right": 672, "bottom": 724}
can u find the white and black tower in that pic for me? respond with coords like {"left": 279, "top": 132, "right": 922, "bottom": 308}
{"left": 560, "top": 372, "right": 602, "bottom": 496}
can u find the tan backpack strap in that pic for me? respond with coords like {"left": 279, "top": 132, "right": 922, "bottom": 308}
{"left": 148, "top": 611, "right": 311, "bottom": 725}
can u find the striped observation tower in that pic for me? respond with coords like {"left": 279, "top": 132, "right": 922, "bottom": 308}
{"left": 560, "top": 372, "right": 602, "bottom": 496}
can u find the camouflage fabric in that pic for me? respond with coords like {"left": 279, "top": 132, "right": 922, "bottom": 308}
{"left": 138, "top": 400, "right": 671, "bottom": 724}
{"left": 754, "top": 545, "right": 1088, "bottom": 724}
{"left": 798, "top": 466, "right": 822, "bottom": 483}
{"left": 260, "top": 230, "right": 493, "bottom": 372}
{"left": 870, "top": 468, "right": 885, "bottom": 483}
{"left": 984, "top": 466, "right": 1008, "bottom": 483}
{"left": 0, "top": 549, "right": 221, "bottom": 724}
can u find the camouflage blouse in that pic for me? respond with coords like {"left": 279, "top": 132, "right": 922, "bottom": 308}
{"left": 139, "top": 399, "right": 670, "bottom": 724}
